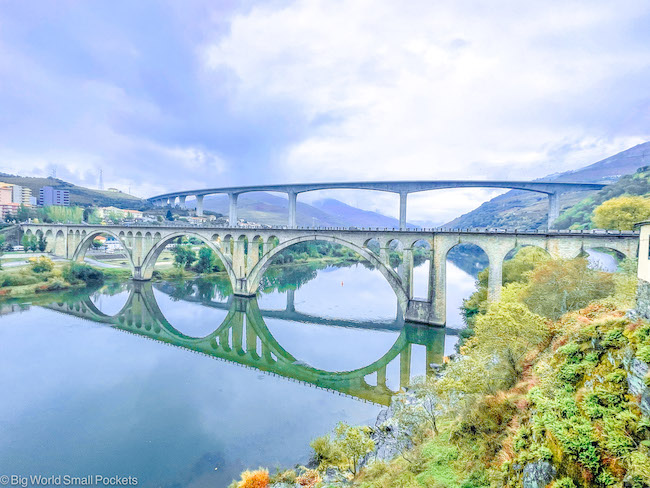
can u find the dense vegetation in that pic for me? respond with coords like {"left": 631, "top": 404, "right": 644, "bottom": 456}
{"left": 229, "top": 248, "right": 650, "bottom": 488}
{"left": 0, "top": 258, "right": 104, "bottom": 297}
{"left": 554, "top": 167, "right": 650, "bottom": 230}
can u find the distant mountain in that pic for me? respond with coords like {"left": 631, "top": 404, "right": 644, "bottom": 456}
{"left": 0, "top": 173, "right": 147, "bottom": 209}
{"left": 445, "top": 142, "right": 650, "bottom": 230}
{"left": 312, "top": 199, "right": 418, "bottom": 228}
{"left": 190, "top": 193, "right": 408, "bottom": 228}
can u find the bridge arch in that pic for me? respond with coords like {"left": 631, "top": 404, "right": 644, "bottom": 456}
{"left": 72, "top": 229, "right": 136, "bottom": 271}
{"left": 245, "top": 235, "right": 409, "bottom": 308}
{"left": 139, "top": 231, "right": 236, "bottom": 283}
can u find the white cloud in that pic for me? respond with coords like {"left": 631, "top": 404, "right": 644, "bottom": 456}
{"left": 204, "top": 0, "right": 650, "bottom": 221}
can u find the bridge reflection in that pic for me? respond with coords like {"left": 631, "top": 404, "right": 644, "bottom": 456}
{"left": 45, "top": 282, "right": 446, "bottom": 405}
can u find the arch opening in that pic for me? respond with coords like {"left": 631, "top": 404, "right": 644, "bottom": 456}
{"left": 411, "top": 239, "right": 432, "bottom": 300}
{"left": 445, "top": 243, "right": 489, "bottom": 330}
{"left": 584, "top": 247, "right": 628, "bottom": 272}
{"left": 73, "top": 231, "right": 134, "bottom": 272}
{"left": 140, "top": 231, "right": 235, "bottom": 283}
{"left": 248, "top": 235, "right": 409, "bottom": 311}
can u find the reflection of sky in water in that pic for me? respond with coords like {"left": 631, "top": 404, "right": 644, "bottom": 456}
{"left": 0, "top": 259, "right": 477, "bottom": 488}
{"left": 265, "top": 317, "right": 400, "bottom": 372}
{"left": 90, "top": 288, "right": 131, "bottom": 316}
{"left": 152, "top": 287, "right": 230, "bottom": 338}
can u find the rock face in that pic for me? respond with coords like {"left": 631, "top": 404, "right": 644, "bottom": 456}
{"left": 361, "top": 391, "right": 419, "bottom": 469}
{"left": 522, "top": 461, "right": 557, "bottom": 488}
{"left": 623, "top": 348, "right": 650, "bottom": 417}
{"left": 635, "top": 280, "right": 650, "bottom": 320}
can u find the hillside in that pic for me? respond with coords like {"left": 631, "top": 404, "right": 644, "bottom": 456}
{"left": 445, "top": 142, "right": 650, "bottom": 229}
{"left": 0, "top": 173, "right": 148, "bottom": 209}
{"left": 554, "top": 165, "right": 650, "bottom": 229}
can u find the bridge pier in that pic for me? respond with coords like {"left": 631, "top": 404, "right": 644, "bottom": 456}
{"left": 399, "top": 191, "right": 408, "bottom": 230}
{"left": 288, "top": 191, "right": 297, "bottom": 229}
{"left": 196, "top": 195, "right": 204, "bottom": 216}
{"left": 286, "top": 289, "right": 296, "bottom": 312}
{"left": 548, "top": 192, "right": 560, "bottom": 229}
{"left": 178, "top": 196, "right": 186, "bottom": 209}
{"left": 229, "top": 193, "right": 238, "bottom": 226}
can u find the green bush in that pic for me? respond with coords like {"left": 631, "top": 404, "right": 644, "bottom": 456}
{"left": 63, "top": 263, "right": 104, "bottom": 284}
{"left": 29, "top": 256, "right": 54, "bottom": 273}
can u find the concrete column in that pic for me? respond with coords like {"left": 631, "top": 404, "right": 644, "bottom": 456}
{"left": 402, "top": 247, "right": 414, "bottom": 299}
{"left": 548, "top": 192, "right": 560, "bottom": 229}
{"left": 430, "top": 237, "right": 448, "bottom": 325}
{"left": 263, "top": 242, "right": 272, "bottom": 257}
{"left": 377, "top": 365, "right": 387, "bottom": 388}
{"left": 196, "top": 195, "right": 204, "bottom": 216}
{"left": 399, "top": 191, "right": 408, "bottom": 230}
{"left": 380, "top": 247, "right": 390, "bottom": 266}
{"left": 487, "top": 250, "right": 508, "bottom": 302}
{"left": 230, "top": 315, "right": 244, "bottom": 354}
{"left": 247, "top": 242, "right": 259, "bottom": 270}
{"left": 399, "top": 344, "right": 412, "bottom": 390}
{"left": 288, "top": 191, "right": 297, "bottom": 228}
{"left": 178, "top": 196, "right": 186, "bottom": 209}
{"left": 229, "top": 193, "right": 239, "bottom": 227}
{"left": 246, "top": 321, "right": 258, "bottom": 355}
{"left": 166, "top": 197, "right": 172, "bottom": 206}
{"left": 232, "top": 239, "right": 247, "bottom": 278}
{"left": 133, "top": 233, "right": 143, "bottom": 268}
{"left": 286, "top": 289, "right": 296, "bottom": 312}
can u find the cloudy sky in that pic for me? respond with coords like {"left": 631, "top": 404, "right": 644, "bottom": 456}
{"left": 0, "top": 0, "right": 649, "bottom": 223}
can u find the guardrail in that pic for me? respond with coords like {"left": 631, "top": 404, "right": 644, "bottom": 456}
{"left": 20, "top": 222, "right": 640, "bottom": 236}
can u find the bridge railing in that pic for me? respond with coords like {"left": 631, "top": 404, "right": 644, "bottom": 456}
{"left": 21, "top": 222, "right": 639, "bottom": 236}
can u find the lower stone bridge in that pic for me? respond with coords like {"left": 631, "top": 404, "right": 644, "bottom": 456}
{"left": 44, "top": 282, "right": 444, "bottom": 405}
{"left": 21, "top": 223, "right": 639, "bottom": 325}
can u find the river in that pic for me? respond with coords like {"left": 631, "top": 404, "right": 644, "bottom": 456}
{"left": 0, "top": 258, "right": 477, "bottom": 487}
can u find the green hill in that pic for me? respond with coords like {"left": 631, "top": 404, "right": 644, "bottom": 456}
{"left": 0, "top": 173, "right": 148, "bottom": 209}
{"left": 554, "top": 165, "right": 650, "bottom": 229}
{"left": 445, "top": 142, "right": 650, "bottom": 229}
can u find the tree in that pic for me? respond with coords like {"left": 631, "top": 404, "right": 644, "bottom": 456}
{"left": 310, "top": 422, "right": 374, "bottom": 476}
{"left": 471, "top": 288, "right": 550, "bottom": 381}
{"left": 16, "top": 204, "right": 31, "bottom": 222}
{"left": 522, "top": 257, "right": 615, "bottom": 319}
{"left": 196, "top": 247, "right": 217, "bottom": 273}
{"left": 592, "top": 195, "right": 650, "bottom": 230}
{"left": 172, "top": 243, "right": 196, "bottom": 269}
{"left": 91, "top": 239, "right": 103, "bottom": 249}
{"left": 0, "top": 234, "right": 5, "bottom": 269}
{"left": 37, "top": 234, "right": 47, "bottom": 252}
{"left": 21, "top": 234, "right": 36, "bottom": 252}
{"left": 166, "top": 210, "right": 174, "bottom": 221}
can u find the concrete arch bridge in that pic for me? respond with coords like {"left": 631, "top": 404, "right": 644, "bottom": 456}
{"left": 21, "top": 223, "right": 639, "bottom": 325}
{"left": 45, "top": 282, "right": 444, "bottom": 405}
{"left": 148, "top": 180, "right": 608, "bottom": 229}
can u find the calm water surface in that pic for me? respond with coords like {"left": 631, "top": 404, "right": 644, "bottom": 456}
{"left": 0, "top": 261, "right": 474, "bottom": 487}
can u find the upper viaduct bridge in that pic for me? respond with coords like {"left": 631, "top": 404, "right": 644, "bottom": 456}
{"left": 148, "top": 180, "right": 607, "bottom": 229}
{"left": 21, "top": 223, "right": 639, "bottom": 326}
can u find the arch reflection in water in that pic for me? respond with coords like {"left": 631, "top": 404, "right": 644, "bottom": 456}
{"left": 46, "top": 282, "right": 445, "bottom": 406}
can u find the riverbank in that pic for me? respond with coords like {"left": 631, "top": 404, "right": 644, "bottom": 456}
{"left": 0, "top": 254, "right": 363, "bottom": 301}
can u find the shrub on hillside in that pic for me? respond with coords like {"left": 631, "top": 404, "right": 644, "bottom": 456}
{"left": 29, "top": 256, "right": 54, "bottom": 273}
{"left": 522, "top": 258, "right": 615, "bottom": 319}
{"left": 62, "top": 263, "right": 104, "bottom": 284}
{"left": 229, "top": 469, "right": 269, "bottom": 488}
